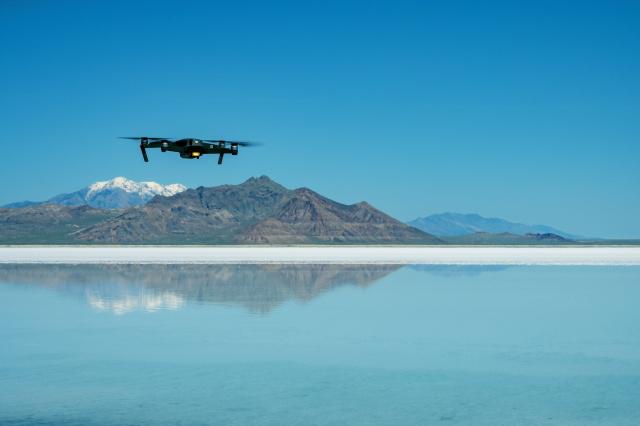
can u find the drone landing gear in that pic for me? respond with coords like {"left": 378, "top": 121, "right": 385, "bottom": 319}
{"left": 140, "top": 143, "right": 149, "bottom": 163}
{"left": 218, "top": 153, "right": 224, "bottom": 165}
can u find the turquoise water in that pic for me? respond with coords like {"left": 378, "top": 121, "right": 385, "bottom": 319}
{"left": 1, "top": 264, "right": 639, "bottom": 425}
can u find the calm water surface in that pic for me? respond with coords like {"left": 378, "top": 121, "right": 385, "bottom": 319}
{"left": 1, "top": 264, "right": 639, "bottom": 425}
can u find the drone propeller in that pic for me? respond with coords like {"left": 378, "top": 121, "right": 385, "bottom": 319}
{"left": 202, "top": 139, "right": 260, "bottom": 147}
{"left": 119, "top": 136, "right": 171, "bottom": 141}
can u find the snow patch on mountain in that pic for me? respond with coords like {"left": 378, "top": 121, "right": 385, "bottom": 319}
{"left": 86, "top": 177, "right": 185, "bottom": 199}
{"left": 3, "top": 177, "right": 187, "bottom": 209}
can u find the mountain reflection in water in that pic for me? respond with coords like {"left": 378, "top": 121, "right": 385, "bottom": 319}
{"left": 0, "top": 264, "right": 402, "bottom": 314}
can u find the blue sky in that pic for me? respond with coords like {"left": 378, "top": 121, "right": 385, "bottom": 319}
{"left": 1, "top": 0, "right": 638, "bottom": 238}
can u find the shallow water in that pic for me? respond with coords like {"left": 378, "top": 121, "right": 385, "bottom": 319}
{"left": 1, "top": 264, "right": 639, "bottom": 425}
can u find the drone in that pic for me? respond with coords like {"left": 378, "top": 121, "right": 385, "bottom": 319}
{"left": 119, "top": 136, "right": 259, "bottom": 164}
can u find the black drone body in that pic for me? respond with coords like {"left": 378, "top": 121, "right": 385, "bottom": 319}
{"left": 119, "top": 137, "right": 258, "bottom": 164}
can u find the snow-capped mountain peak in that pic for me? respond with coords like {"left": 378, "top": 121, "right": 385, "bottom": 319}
{"left": 86, "top": 177, "right": 186, "bottom": 199}
{"left": 3, "top": 177, "right": 187, "bottom": 209}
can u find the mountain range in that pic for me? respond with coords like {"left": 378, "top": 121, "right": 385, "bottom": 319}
{"left": 0, "top": 176, "right": 440, "bottom": 245}
{"left": 3, "top": 177, "right": 185, "bottom": 209}
{"left": 75, "top": 176, "right": 439, "bottom": 244}
{"left": 0, "top": 176, "right": 588, "bottom": 244}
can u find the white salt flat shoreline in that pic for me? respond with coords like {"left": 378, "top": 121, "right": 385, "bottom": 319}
{"left": 1, "top": 246, "right": 640, "bottom": 265}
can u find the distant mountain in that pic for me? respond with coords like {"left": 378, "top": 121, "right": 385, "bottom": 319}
{"left": 442, "top": 232, "right": 571, "bottom": 245}
{"left": 408, "top": 212, "right": 577, "bottom": 239}
{"left": 3, "top": 177, "right": 186, "bottom": 209}
{"left": 75, "top": 176, "right": 441, "bottom": 244}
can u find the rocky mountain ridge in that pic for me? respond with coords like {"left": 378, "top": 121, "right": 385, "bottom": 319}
{"left": 75, "top": 176, "right": 439, "bottom": 244}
